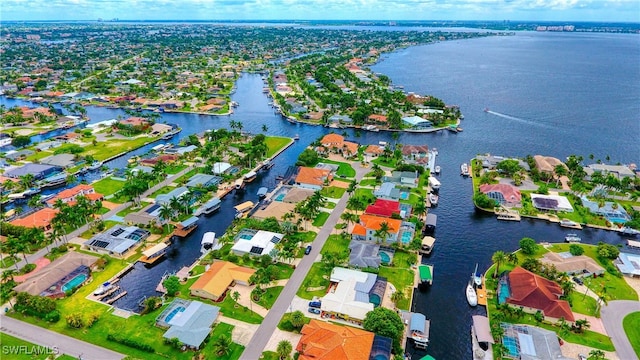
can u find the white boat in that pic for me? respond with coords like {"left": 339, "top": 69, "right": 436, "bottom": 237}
{"left": 244, "top": 171, "right": 257, "bottom": 183}
{"left": 201, "top": 232, "right": 216, "bottom": 254}
{"left": 234, "top": 178, "right": 245, "bottom": 190}
{"left": 559, "top": 219, "right": 582, "bottom": 229}
{"left": 88, "top": 161, "right": 103, "bottom": 171}
{"left": 473, "top": 263, "right": 482, "bottom": 287}
{"left": 363, "top": 125, "right": 379, "bottom": 132}
{"left": 620, "top": 227, "right": 640, "bottom": 237}
{"left": 466, "top": 280, "right": 478, "bottom": 307}
{"left": 460, "top": 163, "right": 470, "bottom": 177}
{"left": 293, "top": 134, "right": 300, "bottom": 140}
{"left": 433, "top": 165, "right": 441, "bottom": 175}
{"left": 93, "top": 282, "right": 114, "bottom": 296}
{"left": 565, "top": 234, "right": 582, "bottom": 243}
{"left": 428, "top": 193, "right": 438, "bottom": 206}
{"left": 257, "top": 187, "right": 268, "bottom": 198}
{"left": 428, "top": 176, "right": 440, "bottom": 191}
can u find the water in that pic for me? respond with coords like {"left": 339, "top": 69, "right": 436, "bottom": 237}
{"left": 2, "top": 31, "right": 639, "bottom": 358}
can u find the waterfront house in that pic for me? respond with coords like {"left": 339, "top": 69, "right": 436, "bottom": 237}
{"left": 363, "top": 144, "right": 384, "bottom": 159}
{"left": 186, "top": 173, "right": 222, "bottom": 188}
{"left": 382, "top": 171, "right": 419, "bottom": 188}
{"left": 164, "top": 145, "right": 198, "bottom": 156}
{"left": 348, "top": 241, "right": 381, "bottom": 269}
{"left": 296, "top": 320, "right": 391, "bottom": 360}
{"left": 13, "top": 251, "right": 98, "bottom": 299}
{"left": 157, "top": 299, "right": 220, "bottom": 350}
{"left": 0, "top": 133, "right": 13, "bottom": 147}
{"left": 251, "top": 201, "right": 297, "bottom": 222}
{"left": 320, "top": 267, "right": 387, "bottom": 325}
{"left": 46, "top": 184, "right": 103, "bottom": 207}
{"left": 295, "top": 167, "right": 333, "bottom": 191}
{"left": 319, "top": 134, "right": 359, "bottom": 158}
{"left": 373, "top": 182, "right": 401, "bottom": 201}
{"left": 230, "top": 229, "right": 283, "bottom": 257}
{"left": 10, "top": 208, "right": 59, "bottom": 232}
{"left": 351, "top": 214, "right": 402, "bottom": 244}
{"left": 540, "top": 252, "right": 605, "bottom": 277}
{"left": 478, "top": 183, "right": 522, "bottom": 207}
{"left": 505, "top": 267, "right": 574, "bottom": 323}
{"left": 584, "top": 163, "right": 636, "bottom": 180}
{"left": 155, "top": 186, "right": 189, "bottom": 205}
{"left": 530, "top": 194, "right": 574, "bottom": 212}
{"left": 533, "top": 155, "right": 566, "bottom": 175}
{"left": 401, "top": 144, "right": 430, "bottom": 165}
{"left": 365, "top": 199, "right": 402, "bottom": 218}
{"left": 140, "top": 154, "right": 179, "bottom": 166}
{"left": 476, "top": 154, "right": 530, "bottom": 171}
{"left": 402, "top": 116, "right": 433, "bottom": 130}
{"left": 367, "top": 114, "right": 388, "bottom": 125}
{"left": 212, "top": 162, "right": 233, "bottom": 175}
{"left": 189, "top": 261, "right": 255, "bottom": 301}
{"left": 329, "top": 114, "right": 353, "bottom": 125}
{"left": 40, "top": 153, "right": 76, "bottom": 168}
{"left": 150, "top": 123, "right": 173, "bottom": 135}
{"left": 83, "top": 225, "right": 150, "bottom": 258}
{"left": 499, "top": 324, "right": 570, "bottom": 360}
{"left": 5, "top": 150, "right": 35, "bottom": 161}
{"left": 615, "top": 252, "right": 640, "bottom": 278}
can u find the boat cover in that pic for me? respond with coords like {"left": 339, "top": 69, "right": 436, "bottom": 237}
{"left": 472, "top": 315, "right": 494, "bottom": 344}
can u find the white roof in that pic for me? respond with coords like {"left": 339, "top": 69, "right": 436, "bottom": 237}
{"left": 212, "top": 162, "right": 232, "bottom": 174}
{"left": 231, "top": 230, "right": 282, "bottom": 256}
{"left": 321, "top": 277, "right": 374, "bottom": 321}
{"left": 142, "top": 242, "right": 168, "bottom": 257}
{"left": 530, "top": 193, "right": 574, "bottom": 212}
{"left": 330, "top": 267, "right": 370, "bottom": 283}
{"left": 402, "top": 116, "right": 432, "bottom": 126}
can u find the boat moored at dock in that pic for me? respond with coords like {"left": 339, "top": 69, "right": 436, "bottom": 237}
{"left": 244, "top": 171, "right": 257, "bottom": 183}
{"left": 257, "top": 187, "right": 268, "bottom": 198}
{"left": 564, "top": 233, "right": 582, "bottom": 243}
{"left": 172, "top": 216, "right": 199, "bottom": 238}
{"left": 201, "top": 232, "right": 216, "bottom": 254}
{"left": 201, "top": 197, "right": 221, "bottom": 215}
{"left": 466, "top": 279, "right": 478, "bottom": 307}
{"left": 423, "top": 213, "right": 437, "bottom": 235}
{"left": 139, "top": 242, "right": 169, "bottom": 264}
{"left": 428, "top": 176, "right": 440, "bottom": 191}
{"left": 402, "top": 311, "right": 431, "bottom": 349}
{"left": 428, "top": 193, "right": 438, "bottom": 206}
{"left": 560, "top": 219, "right": 583, "bottom": 229}
{"left": 460, "top": 163, "right": 470, "bottom": 177}
{"left": 234, "top": 201, "right": 255, "bottom": 219}
{"left": 419, "top": 236, "right": 436, "bottom": 255}
{"left": 419, "top": 264, "right": 434, "bottom": 286}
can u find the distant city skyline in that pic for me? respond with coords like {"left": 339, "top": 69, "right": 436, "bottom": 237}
{"left": 2, "top": 0, "right": 639, "bottom": 23}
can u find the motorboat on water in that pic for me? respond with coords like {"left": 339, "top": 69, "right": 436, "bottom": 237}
{"left": 433, "top": 165, "right": 441, "bottom": 175}
{"left": 428, "top": 176, "right": 440, "bottom": 191}
{"left": 93, "top": 282, "right": 114, "bottom": 296}
{"left": 88, "top": 161, "right": 103, "bottom": 171}
{"left": 244, "top": 171, "right": 257, "bottom": 183}
{"left": 428, "top": 193, "right": 438, "bottom": 206}
{"left": 257, "top": 187, "right": 268, "bottom": 198}
{"left": 565, "top": 234, "right": 582, "bottom": 243}
{"left": 293, "top": 134, "right": 300, "bottom": 140}
{"left": 619, "top": 227, "right": 640, "bottom": 237}
{"left": 201, "top": 232, "right": 216, "bottom": 254}
{"left": 466, "top": 279, "right": 478, "bottom": 307}
{"left": 473, "top": 263, "right": 482, "bottom": 288}
{"left": 560, "top": 219, "right": 582, "bottom": 229}
{"left": 460, "top": 163, "right": 470, "bottom": 177}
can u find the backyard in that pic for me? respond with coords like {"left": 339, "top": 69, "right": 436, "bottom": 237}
{"left": 265, "top": 136, "right": 291, "bottom": 157}
{"left": 623, "top": 312, "right": 640, "bottom": 358}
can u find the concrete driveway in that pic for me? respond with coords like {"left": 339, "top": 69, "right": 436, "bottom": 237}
{"left": 600, "top": 300, "right": 640, "bottom": 360}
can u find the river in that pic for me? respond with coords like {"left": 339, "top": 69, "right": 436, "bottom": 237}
{"left": 2, "top": 30, "right": 639, "bottom": 359}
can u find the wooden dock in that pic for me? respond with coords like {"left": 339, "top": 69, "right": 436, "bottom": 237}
{"left": 96, "top": 286, "right": 119, "bottom": 300}
{"left": 476, "top": 277, "right": 487, "bottom": 307}
{"left": 106, "top": 291, "right": 127, "bottom": 304}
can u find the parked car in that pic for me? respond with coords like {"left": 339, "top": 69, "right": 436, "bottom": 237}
{"left": 308, "top": 307, "right": 321, "bottom": 314}
{"left": 308, "top": 301, "right": 321, "bottom": 308}
{"left": 572, "top": 276, "right": 584, "bottom": 285}
{"left": 305, "top": 245, "right": 312, "bottom": 255}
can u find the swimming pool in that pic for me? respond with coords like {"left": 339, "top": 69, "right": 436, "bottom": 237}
{"left": 62, "top": 273, "right": 87, "bottom": 293}
{"left": 239, "top": 234, "right": 253, "bottom": 240}
{"left": 498, "top": 280, "right": 510, "bottom": 304}
{"left": 401, "top": 231, "right": 413, "bottom": 244}
{"left": 164, "top": 306, "right": 186, "bottom": 323}
{"left": 400, "top": 192, "right": 409, "bottom": 200}
{"left": 275, "top": 193, "right": 286, "bottom": 201}
{"left": 503, "top": 336, "right": 519, "bottom": 357}
{"left": 379, "top": 252, "right": 391, "bottom": 264}
{"left": 607, "top": 216, "right": 630, "bottom": 224}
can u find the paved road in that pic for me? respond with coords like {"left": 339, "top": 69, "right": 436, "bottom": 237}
{"left": 1, "top": 315, "right": 124, "bottom": 360}
{"left": 5, "top": 166, "right": 194, "bottom": 271}
{"left": 240, "top": 162, "right": 369, "bottom": 360}
{"left": 600, "top": 300, "right": 640, "bottom": 360}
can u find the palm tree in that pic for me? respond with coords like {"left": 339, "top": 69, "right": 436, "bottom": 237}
{"left": 492, "top": 251, "right": 508, "bottom": 278}
{"left": 213, "top": 335, "right": 232, "bottom": 356}
{"left": 18, "top": 174, "right": 35, "bottom": 191}
{"left": 1, "top": 269, "right": 16, "bottom": 283}
{"left": 232, "top": 291, "right": 240, "bottom": 308}
{"left": 289, "top": 310, "right": 306, "bottom": 330}
{"left": 572, "top": 319, "right": 590, "bottom": 333}
{"left": 158, "top": 203, "right": 174, "bottom": 231}
{"left": 27, "top": 196, "right": 43, "bottom": 210}
{"left": 276, "top": 340, "right": 293, "bottom": 360}
{"left": 377, "top": 221, "right": 392, "bottom": 245}
{"left": 340, "top": 212, "right": 358, "bottom": 229}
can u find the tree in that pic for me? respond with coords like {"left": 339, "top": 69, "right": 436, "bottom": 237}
{"left": 390, "top": 289, "right": 405, "bottom": 307}
{"left": 158, "top": 204, "right": 174, "bottom": 231}
{"left": 569, "top": 244, "right": 584, "bottom": 256}
{"left": 232, "top": 290, "right": 240, "bottom": 308}
{"left": 363, "top": 307, "right": 405, "bottom": 354}
{"left": 163, "top": 275, "right": 180, "bottom": 296}
{"left": 588, "top": 349, "right": 606, "bottom": 360}
{"left": 11, "top": 136, "right": 31, "bottom": 148}
{"left": 519, "top": 237, "right": 538, "bottom": 255}
{"left": 213, "top": 335, "right": 232, "bottom": 356}
{"left": 289, "top": 310, "right": 306, "bottom": 330}
{"left": 572, "top": 319, "right": 590, "bottom": 333}
{"left": 496, "top": 159, "right": 522, "bottom": 177}
{"left": 276, "top": 340, "right": 293, "bottom": 360}
{"left": 492, "top": 251, "right": 508, "bottom": 278}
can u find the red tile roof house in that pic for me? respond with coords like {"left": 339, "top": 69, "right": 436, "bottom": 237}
{"left": 295, "top": 167, "right": 333, "bottom": 191}
{"left": 363, "top": 145, "right": 384, "bottom": 158}
{"left": 506, "top": 267, "right": 575, "bottom": 323}
{"left": 367, "top": 114, "right": 388, "bottom": 125}
{"left": 478, "top": 183, "right": 522, "bottom": 207}
{"left": 46, "top": 184, "right": 103, "bottom": 207}
{"left": 119, "top": 117, "right": 149, "bottom": 127}
{"left": 401, "top": 145, "right": 429, "bottom": 164}
{"left": 365, "top": 199, "right": 402, "bottom": 218}
{"left": 10, "top": 208, "right": 59, "bottom": 232}
{"left": 319, "top": 134, "right": 358, "bottom": 158}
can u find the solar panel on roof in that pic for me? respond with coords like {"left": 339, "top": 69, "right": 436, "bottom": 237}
{"left": 270, "top": 236, "right": 280, "bottom": 244}
{"left": 532, "top": 198, "right": 559, "bottom": 209}
{"left": 90, "top": 240, "right": 110, "bottom": 248}
{"left": 146, "top": 204, "right": 160, "bottom": 214}
{"left": 111, "top": 228, "right": 125, "bottom": 236}
{"left": 250, "top": 246, "right": 264, "bottom": 254}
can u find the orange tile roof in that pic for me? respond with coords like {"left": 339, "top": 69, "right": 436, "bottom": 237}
{"left": 358, "top": 214, "right": 402, "bottom": 233}
{"left": 352, "top": 224, "right": 366, "bottom": 236}
{"left": 507, "top": 267, "right": 574, "bottom": 322}
{"left": 190, "top": 261, "right": 255, "bottom": 299}
{"left": 46, "top": 184, "right": 102, "bottom": 205}
{"left": 296, "top": 320, "right": 374, "bottom": 360}
{"left": 343, "top": 141, "right": 359, "bottom": 155}
{"left": 10, "top": 208, "right": 58, "bottom": 229}
{"left": 321, "top": 134, "right": 344, "bottom": 146}
{"left": 296, "top": 167, "right": 332, "bottom": 187}
{"left": 368, "top": 114, "right": 387, "bottom": 123}
{"left": 364, "top": 145, "right": 384, "bottom": 155}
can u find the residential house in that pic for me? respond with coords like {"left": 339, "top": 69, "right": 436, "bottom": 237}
{"left": 212, "top": 162, "right": 232, "bottom": 175}
{"left": 615, "top": 252, "right": 640, "bottom": 278}
{"left": 402, "top": 116, "right": 432, "bottom": 130}
{"left": 231, "top": 229, "right": 283, "bottom": 257}
{"left": 186, "top": 174, "right": 222, "bottom": 188}
{"left": 83, "top": 225, "right": 150, "bottom": 258}
{"left": 150, "top": 123, "right": 173, "bottom": 135}
{"left": 373, "top": 183, "right": 402, "bottom": 201}
{"left": 46, "top": 184, "right": 103, "bottom": 207}
{"left": 140, "top": 154, "right": 179, "bottom": 166}
{"left": 296, "top": 320, "right": 392, "bottom": 360}
{"left": 10, "top": 208, "right": 59, "bottom": 232}
{"left": 321, "top": 267, "right": 387, "bottom": 324}
{"left": 540, "top": 252, "right": 605, "bottom": 276}
{"left": 401, "top": 144, "right": 430, "bottom": 165}
{"left": 530, "top": 194, "right": 574, "bottom": 212}
{"left": 365, "top": 199, "right": 402, "bottom": 218}
{"left": 584, "top": 163, "right": 636, "bottom": 180}
{"left": 476, "top": 154, "right": 530, "bottom": 171}
{"left": 5, "top": 150, "right": 35, "bottom": 161}
{"left": 155, "top": 186, "right": 189, "bottom": 205}
{"left": 506, "top": 267, "right": 574, "bottom": 323}
{"left": 5, "top": 163, "right": 61, "bottom": 179}
{"left": 363, "top": 145, "right": 384, "bottom": 159}
{"left": 295, "top": 167, "right": 333, "bottom": 191}
{"left": 367, "top": 114, "right": 387, "bottom": 125}
{"left": 478, "top": 183, "right": 522, "bottom": 207}
{"left": 351, "top": 214, "right": 402, "bottom": 244}
{"left": 40, "top": 153, "right": 76, "bottom": 168}
{"left": 349, "top": 241, "right": 381, "bottom": 269}
{"left": 533, "top": 155, "right": 566, "bottom": 175}
{"left": 189, "top": 261, "right": 255, "bottom": 301}
{"left": 157, "top": 299, "right": 220, "bottom": 350}
{"left": 382, "top": 171, "right": 419, "bottom": 188}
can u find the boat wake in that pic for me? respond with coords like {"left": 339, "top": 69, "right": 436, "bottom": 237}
{"left": 484, "top": 110, "right": 552, "bottom": 129}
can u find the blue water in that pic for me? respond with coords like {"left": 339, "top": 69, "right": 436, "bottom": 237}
{"left": 275, "top": 193, "right": 286, "bottom": 201}
{"left": 503, "top": 336, "right": 519, "bottom": 357}
{"left": 2, "top": 30, "right": 638, "bottom": 359}
{"left": 498, "top": 280, "right": 510, "bottom": 305}
{"left": 379, "top": 252, "right": 391, "bottom": 264}
{"left": 401, "top": 231, "right": 413, "bottom": 244}
{"left": 62, "top": 273, "right": 87, "bottom": 292}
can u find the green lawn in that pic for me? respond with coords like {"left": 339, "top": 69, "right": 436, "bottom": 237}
{"left": 254, "top": 286, "right": 284, "bottom": 310}
{"left": 92, "top": 177, "right": 126, "bottom": 197}
{"left": 278, "top": 312, "right": 312, "bottom": 332}
{"left": 566, "top": 290, "right": 599, "bottom": 317}
{"left": 116, "top": 202, "right": 150, "bottom": 217}
{"left": 623, "top": 311, "right": 640, "bottom": 358}
{"left": 312, "top": 212, "right": 330, "bottom": 227}
{"left": 378, "top": 266, "right": 413, "bottom": 310}
{"left": 321, "top": 234, "right": 350, "bottom": 255}
{"left": 165, "top": 164, "right": 188, "bottom": 175}
{"left": 0, "top": 333, "right": 76, "bottom": 360}
{"left": 320, "top": 186, "right": 346, "bottom": 199}
{"left": 297, "top": 263, "right": 331, "bottom": 300}
{"left": 149, "top": 185, "right": 177, "bottom": 199}
{"left": 265, "top": 136, "right": 291, "bottom": 157}
{"left": 261, "top": 351, "right": 280, "bottom": 360}
{"left": 318, "top": 159, "right": 356, "bottom": 177}
{"left": 84, "top": 136, "right": 161, "bottom": 161}
{"left": 359, "top": 178, "right": 378, "bottom": 187}
{"left": 391, "top": 250, "right": 417, "bottom": 268}
{"left": 207, "top": 322, "right": 245, "bottom": 360}
{"left": 25, "top": 150, "right": 54, "bottom": 162}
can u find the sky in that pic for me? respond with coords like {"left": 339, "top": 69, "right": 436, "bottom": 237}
{"left": 1, "top": 0, "right": 639, "bottom": 22}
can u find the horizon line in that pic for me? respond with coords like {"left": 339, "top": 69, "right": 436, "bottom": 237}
{"left": 2, "top": 19, "right": 640, "bottom": 24}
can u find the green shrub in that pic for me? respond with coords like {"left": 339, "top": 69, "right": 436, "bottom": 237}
{"left": 107, "top": 334, "right": 155, "bottom": 353}
{"left": 569, "top": 244, "right": 584, "bottom": 256}
{"left": 66, "top": 312, "right": 85, "bottom": 328}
